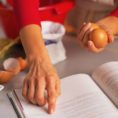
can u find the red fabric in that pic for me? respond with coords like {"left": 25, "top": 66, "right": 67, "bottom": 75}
{"left": 109, "top": 7, "right": 118, "bottom": 17}
{"left": 13, "top": 0, "right": 41, "bottom": 30}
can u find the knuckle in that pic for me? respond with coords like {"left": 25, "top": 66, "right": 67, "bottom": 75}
{"left": 36, "top": 96, "right": 43, "bottom": 102}
{"left": 28, "top": 78, "right": 33, "bottom": 84}
{"left": 28, "top": 95, "right": 34, "bottom": 101}
{"left": 48, "top": 80, "right": 54, "bottom": 86}
{"left": 47, "top": 74, "right": 56, "bottom": 80}
{"left": 48, "top": 74, "right": 54, "bottom": 78}
{"left": 53, "top": 67, "right": 57, "bottom": 73}
{"left": 36, "top": 75, "right": 43, "bottom": 82}
{"left": 49, "top": 91, "right": 55, "bottom": 97}
{"left": 47, "top": 75, "right": 53, "bottom": 82}
{"left": 36, "top": 77, "right": 40, "bottom": 83}
{"left": 23, "top": 78, "right": 28, "bottom": 84}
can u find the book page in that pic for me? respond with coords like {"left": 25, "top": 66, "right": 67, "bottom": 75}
{"left": 16, "top": 74, "right": 118, "bottom": 118}
{"left": 92, "top": 61, "right": 118, "bottom": 107}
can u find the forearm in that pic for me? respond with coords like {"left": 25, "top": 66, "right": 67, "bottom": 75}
{"left": 20, "top": 24, "right": 60, "bottom": 114}
{"left": 96, "top": 16, "right": 118, "bottom": 35}
{"left": 20, "top": 24, "right": 51, "bottom": 63}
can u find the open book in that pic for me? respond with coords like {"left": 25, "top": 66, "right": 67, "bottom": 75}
{"left": 7, "top": 61, "right": 118, "bottom": 118}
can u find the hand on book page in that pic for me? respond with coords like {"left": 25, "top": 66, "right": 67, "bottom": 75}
{"left": 92, "top": 61, "right": 118, "bottom": 107}
{"left": 15, "top": 74, "right": 118, "bottom": 118}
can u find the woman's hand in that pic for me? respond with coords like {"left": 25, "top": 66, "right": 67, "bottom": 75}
{"left": 22, "top": 57, "right": 61, "bottom": 114}
{"left": 77, "top": 22, "right": 114, "bottom": 53}
{"left": 20, "top": 24, "right": 61, "bottom": 114}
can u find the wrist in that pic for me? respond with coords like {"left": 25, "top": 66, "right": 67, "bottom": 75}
{"left": 20, "top": 24, "right": 45, "bottom": 54}
{"left": 20, "top": 24, "right": 52, "bottom": 65}
{"left": 96, "top": 16, "right": 118, "bottom": 35}
{"left": 27, "top": 51, "right": 51, "bottom": 64}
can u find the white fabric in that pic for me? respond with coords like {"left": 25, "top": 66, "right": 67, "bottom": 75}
{"left": 41, "top": 21, "right": 65, "bottom": 42}
{"left": 41, "top": 21, "right": 66, "bottom": 64}
{"left": 46, "top": 41, "right": 66, "bottom": 64}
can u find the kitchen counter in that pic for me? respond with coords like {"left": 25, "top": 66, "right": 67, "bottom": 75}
{"left": 0, "top": 34, "right": 118, "bottom": 118}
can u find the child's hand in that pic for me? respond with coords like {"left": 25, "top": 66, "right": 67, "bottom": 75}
{"left": 77, "top": 22, "right": 114, "bottom": 53}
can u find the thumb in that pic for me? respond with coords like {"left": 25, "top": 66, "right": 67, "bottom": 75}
{"left": 88, "top": 41, "right": 104, "bottom": 53}
{"left": 107, "top": 31, "right": 114, "bottom": 43}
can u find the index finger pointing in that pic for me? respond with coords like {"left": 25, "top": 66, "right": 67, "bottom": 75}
{"left": 47, "top": 76, "right": 56, "bottom": 114}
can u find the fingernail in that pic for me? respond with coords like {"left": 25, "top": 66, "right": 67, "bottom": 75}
{"left": 48, "top": 108, "right": 54, "bottom": 114}
{"left": 50, "top": 109, "right": 54, "bottom": 114}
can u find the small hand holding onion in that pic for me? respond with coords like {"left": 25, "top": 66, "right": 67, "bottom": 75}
{"left": 78, "top": 23, "right": 113, "bottom": 53}
{"left": 89, "top": 23, "right": 108, "bottom": 48}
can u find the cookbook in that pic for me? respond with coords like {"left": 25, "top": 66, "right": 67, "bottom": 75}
{"left": 7, "top": 61, "right": 118, "bottom": 118}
